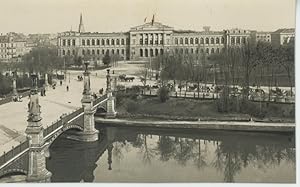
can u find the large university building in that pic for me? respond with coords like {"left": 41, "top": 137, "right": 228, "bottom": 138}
{"left": 56, "top": 14, "right": 292, "bottom": 61}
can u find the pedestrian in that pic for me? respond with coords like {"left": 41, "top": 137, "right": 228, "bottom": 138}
{"left": 43, "top": 89, "right": 46, "bottom": 96}
{"left": 60, "top": 80, "right": 62, "bottom": 86}
{"left": 66, "top": 85, "right": 69, "bottom": 92}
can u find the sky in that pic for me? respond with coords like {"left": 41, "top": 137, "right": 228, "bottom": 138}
{"left": 0, "top": 0, "right": 296, "bottom": 34}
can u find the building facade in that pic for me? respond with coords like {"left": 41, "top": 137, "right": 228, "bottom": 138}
{"left": 57, "top": 15, "right": 293, "bottom": 61}
{"left": 0, "top": 33, "right": 27, "bottom": 63}
{"left": 271, "top": 28, "right": 295, "bottom": 47}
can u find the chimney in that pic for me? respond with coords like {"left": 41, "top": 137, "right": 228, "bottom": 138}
{"left": 203, "top": 26, "right": 211, "bottom": 32}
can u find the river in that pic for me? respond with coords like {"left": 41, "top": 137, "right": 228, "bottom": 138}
{"left": 45, "top": 125, "right": 295, "bottom": 183}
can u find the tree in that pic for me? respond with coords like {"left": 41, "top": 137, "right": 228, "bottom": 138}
{"left": 102, "top": 51, "right": 111, "bottom": 67}
{"left": 74, "top": 56, "right": 83, "bottom": 67}
{"left": 157, "top": 86, "right": 170, "bottom": 102}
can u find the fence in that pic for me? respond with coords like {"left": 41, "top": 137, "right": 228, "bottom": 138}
{"left": 0, "top": 140, "right": 29, "bottom": 167}
{"left": 93, "top": 94, "right": 108, "bottom": 107}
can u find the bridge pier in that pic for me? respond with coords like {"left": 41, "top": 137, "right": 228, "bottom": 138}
{"left": 74, "top": 62, "right": 99, "bottom": 142}
{"left": 105, "top": 69, "right": 117, "bottom": 118}
{"left": 25, "top": 74, "right": 52, "bottom": 182}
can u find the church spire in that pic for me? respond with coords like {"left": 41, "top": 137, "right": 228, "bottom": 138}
{"left": 78, "top": 13, "right": 85, "bottom": 33}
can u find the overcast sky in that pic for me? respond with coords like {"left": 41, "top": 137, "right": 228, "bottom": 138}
{"left": 0, "top": 0, "right": 296, "bottom": 34}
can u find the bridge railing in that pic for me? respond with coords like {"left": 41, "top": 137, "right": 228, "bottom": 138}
{"left": 43, "top": 107, "right": 84, "bottom": 137}
{"left": 93, "top": 94, "right": 107, "bottom": 107}
{"left": 0, "top": 140, "right": 29, "bottom": 167}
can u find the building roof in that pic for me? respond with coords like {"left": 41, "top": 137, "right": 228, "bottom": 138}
{"left": 273, "top": 28, "right": 295, "bottom": 34}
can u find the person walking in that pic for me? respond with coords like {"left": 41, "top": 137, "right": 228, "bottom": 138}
{"left": 66, "top": 85, "right": 69, "bottom": 92}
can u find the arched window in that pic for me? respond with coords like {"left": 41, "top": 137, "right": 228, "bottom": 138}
{"left": 196, "top": 48, "right": 199, "bottom": 54}
{"left": 106, "top": 39, "right": 110, "bottom": 45}
{"left": 82, "top": 39, "right": 85, "bottom": 46}
{"left": 211, "top": 38, "right": 214, "bottom": 44}
{"left": 121, "top": 39, "right": 125, "bottom": 45}
{"left": 72, "top": 50, "right": 75, "bottom": 55}
{"left": 62, "top": 39, "right": 66, "bottom": 46}
{"left": 101, "top": 39, "right": 105, "bottom": 45}
{"left": 160, "top": 49, "right": 164, "bottom": 55}
{"left": 87, "top": 49, "right": 90, "bottom": 55}
{"left": 231, "top": 37, "right": 235, "bottom": 44}
{"left": 116, "top": 39, "right": 120, "bottom": 45}
{"left": 150, "top": 49, "right": 153, "bottom": 57}
{"left": 206, "top": 48, "right": 209, "bottom": 53}
{"left": 112, "top": 49, "right": 114, "bottom": 54}
{"left": 106, "top": 49, "right": 109, "bottom": 55}
{"left": 185, "top": 38, "right": 188, "bottom": 44}
{"left": 180, "top": 48, "right": 183, "bottom": 54}
{"left": 87, "top": 39, "right": 90, "bottom": 46}
{"left": 97, "top": 49, "right": 100, "bottom": 55}
{"left": 102, "top": 49, "right": 105, "bottom": 55}
{"left": 216, "top": 48, "right": 220, "bottom": 53}
{"left": 155, "top": 49, "right": 159, "bottom": 56}
{"left": 221, "top": 37, "right": 225, "bottom": 44}
{"left": 72, "top": 39, "right": 76, "bottom": 46}
{"left": 117, "top": 49, "right": 120, "bottom": 54}
{"left": 175, "top": 38, "right": 178, "bottom": 45}
{"left": 195, "top": 38, "right": 199, "bottom": 44}
{"left": 211, "top": 48, "right": 214, "bottom": 53}
{"left": 82, "top": 49, "right": 85, "bottom": 55}
{"left": 180, "top": 38, "right": 183, "bottom": 44}
{"left": 145, "top": 49, "right": 148, "bottom": 57}
{"left": 200, "top": 38, "right": 204, "bottom": 44}
{"left": 236, "top": 37, "right": 240, "bottom": 44}
{"left": 122, "top": 49, "right": 125, "bottom": 55}
{"left": 140, "top": 49, "right": 143, "bottom": 57}
{"left": 67, "top": 40, "right": 71, "bottom": 46}
{"left": 92, "top": 39, "right": 95, "bottom": 45}
{"left": 97, "top": 39, "right": 100, "bottom": 45}
{"left": 111, "top": 39, "right": 115, "bottom": 45}
{"left": 92, "top": 49, "right": 95, "bottom": 55}
{"left": 190, "top": 38, "right": 194, "bottom": 44}
{"left": 62, "top": 50, "right": 65, "bottom": 55}
{"left": 205, "top": 38, "right": 209, "bottom": 44}
{"left": 191, "top": 48, "right": 194, "bottom": 53}
{"left": 216, "top": 38, "right": 220, "bottom": 44}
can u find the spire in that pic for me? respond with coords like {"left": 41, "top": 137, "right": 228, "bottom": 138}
{"left": 78, "top": 13, "right": 85, "bottom": 33}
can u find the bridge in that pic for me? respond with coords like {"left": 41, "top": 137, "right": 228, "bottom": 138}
{"left": 0, "top": 63, "right": 117, "bottom": 182}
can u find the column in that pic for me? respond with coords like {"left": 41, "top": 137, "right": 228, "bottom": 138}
{"left": 79, "top": 62, "right": 99, "bottom": 142}
{"left": 105, "top": 69, "right": 117, "bottom": 118}
{"left": 25, "top": 74, "right": 52, "bottom": 182}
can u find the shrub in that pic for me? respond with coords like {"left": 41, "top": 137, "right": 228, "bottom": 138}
{"left": 125, "top": 100, "right": 139, "bottom": 113}
{"left": 158, "top": 86, "right": 170, "bottom": 103}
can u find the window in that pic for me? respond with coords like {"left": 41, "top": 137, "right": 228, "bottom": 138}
{"left": 111, "top": 39, "right": 115, "bottom": 45}
{"left": 117, "top": 49, "right": 119, "bottom": 54}
{"left": 97, "top": 39, "right": 100, "bottom": 45}
{"left": 122, "top": 49, "right": 124, "bottom": 55}
{"left": 92, "top": 39, "right": 95, "bottom": 45}
{"left": 206, "top": 48, "right": 209, "bottom": 53}
{"left": 175, "top": 48, "right": 178, "bottom": 54}
{"left": 160, "top": 49, "right": 163, "bottom": 55}
{"left": 67, "top": 50, "right": 70, "bottom": 55}
{"left": 231, "top": 37, "right": 235, "bottom": 44}
{"left": 87, "top": 39, "right": 90, "bottom": 46}
{"left": 195, "top": 38, "right": 199, "bottom": 44}
{"left": 92, "top": 49, "right": 95, "bottom": 55}
{"left": 116, "top": 39, "right": 120, "bottom": 45}
{"left": 242, "top": 37, "right": 246, "bottom": 44}
{"left": 62, "top": 50, "right": 65, "bottom": 55}
{"left": 87, "top": 49, "right": 90, "bottom": 55}
{"left": 106, "top": 39, "right": 110, "bottom": 45}
{"left": 216, "top": 48, "right": 220, "bottom": 53}
{"left": 102, "top": 49, "right": 105, "bottom": 54}
{"left": 180, "top": 38, "right": 183, "bottom": 44}
{"left": 155, "top": 49, "right": 158, "bottom": 56}
{"left": 72, "top": 50, "right": 75, "bottom": 55}
{"left": 175, "top": 38, "right": 178, "bottom": 45}
{"left": 185, "top": 38, "right": 188, "bottom": 44}
{"left": 211, "top": 38, "right": 214, "bottom": 44}
{"left": 211, "top": 48, "right": 214, "bottom": 53}
{"left": 200, "top": 38, "right": 204, "bottom": 44}
{"left": 62, "top": 39, "right": 66, "bottom": 46}
{"left": 145, "top": 49, "right": 148, "bottom": 57}
{"left": 205, "top": 38, "right": 209, "bottom": 44}
{"left": 72, "top": 39, "right": 75, "bottom": 46}
{"left": 190, "top": 38, "right": 194, "bottom": 44}
{"left": 82, "top": 49, "right": 85, "bottom": 55}
{"left": 191, "top": 48, "right": 193, "bottom": 53}
{"left": 221, "top": 37, "right": 225, "bottom": 44}
{"left": 121, "top": 39, "right": 125, "bottom": 45}
{"left": 112, "top": 49, "right": 114, "bottom": 54}
{"left": 150, "top": 49, "right": 153, "bottom": 57}
{"left": 97, "top": 49, "right": 100, "bottom": 55}
{"left": 102, "top": 39, "right": 105, "bottom": 45}
{"left": 216, "top": 38, "right": 220, "bottom": 44}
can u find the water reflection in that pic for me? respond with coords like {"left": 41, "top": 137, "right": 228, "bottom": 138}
{"left": 47, "top": 127, "right": 295, "bottom": 183}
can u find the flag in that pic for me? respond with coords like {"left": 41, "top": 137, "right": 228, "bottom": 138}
{"left": 144, "top": 17, "right": 147, "bottom": 23}
{"left": 151, "top": 14, "right": 155, "bottom": 25}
